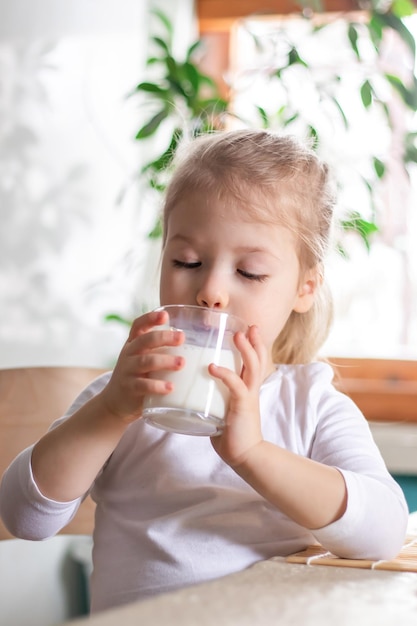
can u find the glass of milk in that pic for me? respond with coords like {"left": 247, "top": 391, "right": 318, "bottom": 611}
{"left": 142, "top": 305, "right": 247, "bottom": 436}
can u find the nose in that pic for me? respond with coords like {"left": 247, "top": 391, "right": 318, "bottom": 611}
{"left": 196, "top": 271, "right": 229, "bottom": 309}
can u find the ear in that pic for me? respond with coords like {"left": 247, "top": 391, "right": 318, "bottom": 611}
{"left": 293, "top": 266, "right": 322, "bottom": 314}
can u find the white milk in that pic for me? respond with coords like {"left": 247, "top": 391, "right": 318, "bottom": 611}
{"left": 143, "top": 342, "right": 241, "bottom": 436}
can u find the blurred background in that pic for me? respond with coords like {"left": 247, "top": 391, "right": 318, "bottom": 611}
{"left": 0, "top": 0, "right": 416, "bottom": 367}
{"left": 0, "top": 3, "right": 416, "bottom": 624}
{"left": 0, "top": 0, "right": 193, "bottom": 368}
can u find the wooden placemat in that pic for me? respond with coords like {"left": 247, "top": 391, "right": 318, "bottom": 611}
{"left": 286, "top": 536, "right": 417, "bottom": 572}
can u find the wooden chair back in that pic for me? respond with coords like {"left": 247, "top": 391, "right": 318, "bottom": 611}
{"left": 0, "top": 366, "right": 105, "bottom": 539}
{"left": 2, "top": 359, "right": 415, "bottom": 540}
{"left": 331, "top": 357, "right": 417, "bottom": 423}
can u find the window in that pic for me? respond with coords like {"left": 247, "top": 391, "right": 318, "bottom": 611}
{"left": 198, "top": 6, "right": 417, "bottom": 359}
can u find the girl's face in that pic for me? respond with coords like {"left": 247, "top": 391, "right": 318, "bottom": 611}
{"left": 160, "top": 190, "right": 318, "bottom": 371}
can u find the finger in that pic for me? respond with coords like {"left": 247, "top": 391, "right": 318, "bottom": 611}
{"left": 132, "top": 351, "right": 185, "bottom": 375}
{"left": 105, "top": 375, "right": 174, "bottom": 413}
{"left": 208, "top": 363, "right": 247, "bottom": 398}
{"left": 127, "top": 327, "right": 185, "bottom": 355}
{"left": 127, "top": 310, "right": 169, "bottom": 342}
{"left": 131, "top": 376, "right": 175, "bottom": 397}
{"left": 247, "top": 325, "right": 269, "bottom": 371}
{"left": 233, "top": 328, "right": 263, "bottom": 387}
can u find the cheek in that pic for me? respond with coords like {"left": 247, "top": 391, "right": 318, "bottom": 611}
{"left": 160, "top": 279, "right": 176, "bottom": 300}
{"left": 159, "top": 271, "right": 187, "bottom": 304}
{"left": 257, "top": 303, "right": 294, "bottom": 347}
{"left": 159, "top": 265, "right": 173, "bottom": 301}
{"left": 244, "top": 305, "right": 276, "bottom": 346}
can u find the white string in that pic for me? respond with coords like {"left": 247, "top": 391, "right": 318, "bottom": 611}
{"left": 371, "top": 537, "right": 417, "bottom": 569}
{"left": 306, "top": 551, "right": 332, "bottom": 566}
{"left": 402, "top": 537, "right": 417, "bottom": 550}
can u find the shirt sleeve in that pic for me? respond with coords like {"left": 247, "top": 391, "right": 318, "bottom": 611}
{"left": 0, "top": 445, "right": 81, "bottom": 540}
{"left": 0, "top": 371, "right": 112, "bottom": 540}
{"left": 306, "top": 364, "right": 409, "bottom": 559}
{"left": 313, "top": 467, "right": 408, "bottom": 560}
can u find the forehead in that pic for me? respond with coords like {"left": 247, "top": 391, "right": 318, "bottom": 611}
{"left": 164, "top": 191, "right": 300, "bottom": 257}
{"left": 166, "top": 185, "right": 293, "bottom": 229}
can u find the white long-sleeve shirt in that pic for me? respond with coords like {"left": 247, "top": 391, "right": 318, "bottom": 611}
{"left": 0, "top": 363, "right": 408, "bottom": 612}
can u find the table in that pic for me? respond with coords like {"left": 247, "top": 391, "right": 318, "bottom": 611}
{"left": 61, "top": 555, "right": 417, "bottom": 626}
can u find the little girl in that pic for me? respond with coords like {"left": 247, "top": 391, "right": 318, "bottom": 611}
{"left": 0, "top": 130, "right": 408, "bottom": 613}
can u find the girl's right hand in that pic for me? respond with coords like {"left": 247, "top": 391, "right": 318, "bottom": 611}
{"left": 99, "top": 309, "right": 185, "bottom": 424}
{"left": 29, "top": 309, "right": 185, "bottom": 503}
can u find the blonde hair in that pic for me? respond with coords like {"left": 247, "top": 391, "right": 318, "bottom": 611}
{"left": 162, "top": 129, "right": 336, "bottom": 364}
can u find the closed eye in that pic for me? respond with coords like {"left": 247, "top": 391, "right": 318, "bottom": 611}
{"left": 237, "top": 269, "right": 268, "bottom": 282}
{"left": 172, "top": 259, "right": 201, "bottom": 269}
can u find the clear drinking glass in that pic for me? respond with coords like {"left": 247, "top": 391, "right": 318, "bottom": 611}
{"left": 142, "top": 305, "right": 247, "bottom": 436}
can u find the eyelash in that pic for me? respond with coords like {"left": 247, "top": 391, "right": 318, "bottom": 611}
{"left": 237, "top": 269, "right": 268, "bottom": 283}
{"left": 172, "top": 260, "right": 267, "bottom": 283}
{"left": 172, "top": 260, "right": 200, "bottom": 269}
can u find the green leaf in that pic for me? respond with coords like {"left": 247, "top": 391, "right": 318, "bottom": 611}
{"left": 167, "top": 76, "right": 189, "bottom": 99}
{"left": 374, "top": 11, "right": 415, "bottom": 57}
{"left": 307, "top": 125, "right": 319, "bottom": 148}
{"left": 186, "top": 40, "right": 203, "bottom": 60}
{"left": 329, "top": 95, "right": 349, "bottom": 129}
{"left": 198, "top": 97, "right": 228, "bottom": 113}
{"left": 104, "top": 314, "right": 132, "bottom": 326}
{"left": 256, "top": 105, "right": 269, "bottom": 128}
{"left": 380, "top": 101, "right": 392, "bottom": 126}
{"left": 183, "top": 61, "right": 201, "bottom": 94}
{"left": 146, "top": 57, "right": 161, "bottom": 66}
{"left": 347, "top": 23, "right": 360, "bottom": 60}
{"left": 149, "top": 177, "right": 166, "bottom": 192}
{"left": 360, "top": 80, "right": 373, "bottom": 108}
{"left": 373, "top": 157, "right": 385, "bottom": 178}
{"left": 135, "top": 108, "right": 169, "bottom": 140}
{"left": 341, "top": 212, "right": 378, "bottom": 252}
{"left": 337, "top": 244, "right": 349, "bottom": 259}
{"left": 288, "top": 47, "right": 308, "bottom": 67}
{"left": 148, "top": 218, "right": 163, "bottom": 239}
{"left": 390, "top": 0, "right": 415, "bottom": 19}
{"left": 362, "top": 176, "right": 373, "bottom": 194}
{"left": 283, "top": 112, "right": 300, "bottom": 126}
{"left": 312, "top": 22, "right": 328, "bottom": 35}
{"left": 368, "top": 15, "right": 383, "bottom": 49}
{"left": 404, "top": 145, "right": 417, "bottom": 164}
{"left": 165, "top": 55, "right": 179, "bottom": 80}
{"left": 135, "top": 82, "right": 167, "bottom": 95}
{"left": 142, "top": 130, "right": 182, "bottom": 173}
{"left": 386, "top": 73, "right": 417, "bottom": 109}
{"left": 151, "top": 8, "right": 174, "bottom": 38}
{"left": 152, "top": 36, "right": 171, "bottom": 56}
{"left": 198, "top": 74, "right": 218, "bottom": 89}
{"left": 404, "top": 131, "right": 417, "bottom": 163}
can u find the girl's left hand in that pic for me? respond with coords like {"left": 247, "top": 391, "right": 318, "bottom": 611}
{"left": 209, "top": 325, "right": 270, "bottom": 468}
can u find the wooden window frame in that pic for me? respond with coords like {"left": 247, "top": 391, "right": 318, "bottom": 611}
{"left": 197, "top": 0, "right": 359, "bottom": 32}
{"left": 195, "top": 1, "right": 417, "bottom": 425}
{"left": 196, "top": 1, "right": 363, "bottom": 96}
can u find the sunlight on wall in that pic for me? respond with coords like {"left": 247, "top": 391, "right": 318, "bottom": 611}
{"left": 0, "top": 1, "right": 162, "bottom": 368}
{"left": 1, "top": 1, "right": 415, "bottom": 366}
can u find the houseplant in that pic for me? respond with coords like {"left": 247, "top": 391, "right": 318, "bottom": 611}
{"left": 131, "top": 4, "right": 417, "bottom": 250}
{"left": 106, "top": 2, "right": 416, "bottom": 328}
{"left": 131, "top": 8, "right": 229, "bottom": 238}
